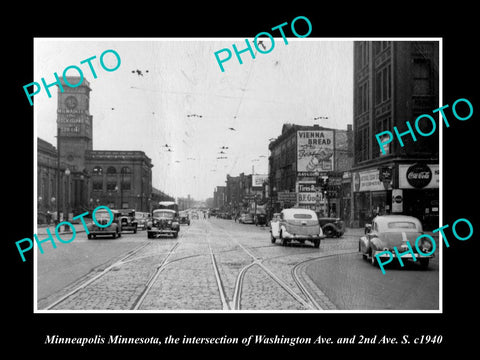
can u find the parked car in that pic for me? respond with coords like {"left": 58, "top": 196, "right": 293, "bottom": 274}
{"left": 317, "top": 217, "right": 345, "bottom": 237}
{"left": 239, "top": 213, "right": 254, "bottom": 224}
{"left": 119, "top": 209, "right": 138, "bottom": 233}
{"left": 255, "top": 213, "right": 268, "bottom": 227}
{"left": 87, "top": 209, "right": 122, "bottom": 239}
{"left": 358, "top": 215, "right": 433, "bottom": 269}
{"left": 147, "top": 209, "right": 180, "bottom": 239}
{"left": 270, "top": 208, "right": 325, "bottom": 248}
{"left": 179, "top": 212, "right": 191, "bottom": 225}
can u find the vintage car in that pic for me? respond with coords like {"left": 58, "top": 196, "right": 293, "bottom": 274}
{"left": 135, "top": 211, "right": 150, "bottom": 230}
{"left": 255, "top": 213, "right": 268, "bottom": 227}
{"left": 270, "top": 208, "right": 325, "bottom": 248}
{"left": 317, "top": 217, "right": 345, "bottom": 237}
{"left": 147, "top": 209, "right": 180, "bottom": 238}
{"left": 179, "top": 212, "right": 191, "bottom": 225}
{"left": 119, "top": 209, "right": 138, "bottom": 233}
{"left": 239, "top": 213, "right": 254, "bottom": 224}
{"left": 87, "top": 208, "right": 122, "bottom": 239}
{"left": 358, "top": 215, "right": 433, "bottom": 269}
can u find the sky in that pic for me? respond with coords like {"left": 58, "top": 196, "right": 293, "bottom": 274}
{"left": 34, "top": 38, "right": 353, "bottom": 200}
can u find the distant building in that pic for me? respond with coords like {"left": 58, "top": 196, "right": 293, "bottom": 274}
{"left": 268, "top": 123, "right": 353, "bottom": 219}
{"left": 213, "top": 186, "right": 226, "bottom": 209}
{"left": 352, "top": 41, "right": 439, "bottom": 229}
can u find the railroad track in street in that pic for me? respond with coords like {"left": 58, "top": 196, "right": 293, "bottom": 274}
{"left": 208, "top": 222, "right": 324, "bottom": 310}
{"left": 43, "top": 241, "right": 152, "bottom": 310}
{"left": 43, "top": 225, "right": 195, "bottom": 311}
{"left": 41, "top": 219, "right": 356, "bottom": 311}
{"left": 130, "top": 242, "right": 179, "bottom": 310}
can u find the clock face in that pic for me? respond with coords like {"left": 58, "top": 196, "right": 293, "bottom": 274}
{"left": 65, "top": 96, "right": 78, "bottom": 109}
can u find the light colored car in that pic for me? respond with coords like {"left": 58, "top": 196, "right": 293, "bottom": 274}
{"left": 239, "top": 213, "right": 254, "bottom": 224}
{"left": 270, "top": 208, "right": 325, "bottom": 248}
{"left": 358, "top": 215, "right": 433, "bottom": 269}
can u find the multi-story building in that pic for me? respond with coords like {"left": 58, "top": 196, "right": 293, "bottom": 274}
{"left": 213, "top": 186, "right": 226, "bottom": 209}
{"left": 36, "top": 77, "right": 160, "bottom": 223}
{"left": 268, "top": 123, "right": 353, "bottom": 219}
{"left": 352, "top": 40, "right": 439, "bottom": 229}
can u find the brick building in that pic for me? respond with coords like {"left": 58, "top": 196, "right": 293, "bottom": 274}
{"left": 352, "top": 40, "right": 439, "bottom": 229}
{"left": 268, "top": 123, "right": 353, "bottom": 219}
{"left": 36, "top": 77, "right": 164, "bottom": 223}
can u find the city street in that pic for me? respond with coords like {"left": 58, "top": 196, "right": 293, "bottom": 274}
{"left": 37, "top": 217, "right": 439, "bottom": 311}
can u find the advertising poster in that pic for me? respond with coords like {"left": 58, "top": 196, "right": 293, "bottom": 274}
{"left": 297, "top": 130, "right": 334, "bottom": 176}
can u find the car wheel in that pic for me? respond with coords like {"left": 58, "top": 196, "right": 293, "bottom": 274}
{"left": 323, "top": 226, "right": 334, "bottom": 238}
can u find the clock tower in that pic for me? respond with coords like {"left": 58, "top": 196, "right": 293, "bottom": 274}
{"left": 57, "top": 76, "right": 93, "bottom": 172}
{"left": 56, "top": 76, "right": 93, "bottom": 214}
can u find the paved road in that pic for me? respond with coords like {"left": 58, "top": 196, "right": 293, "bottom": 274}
{"left": 36, "top": 218, "right": 439, "bottom": 311}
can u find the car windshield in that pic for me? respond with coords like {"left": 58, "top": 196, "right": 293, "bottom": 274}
{"left": 387, "top": 221, "right": 417, "bottom": 229}
{"left": 293, "top": 214, "right": 313, "bottom": 219}
{"left": 153, "top": 211, "right": 174, "bottom": 219}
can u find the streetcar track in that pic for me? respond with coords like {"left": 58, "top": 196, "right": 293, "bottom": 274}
{"left": 44, "top": 226, "right": 192, "bottom": 310}
{"left": 131, "top": 241, "right": 180, "bottom": 310}
{"left": 43, "top": 241, "right": 152, "bottom": 310}
{"left": 208, "top": 222, "right": 318, "bottom": 310}
{"left": 42, "top": 219, "right": 356, "bottom": 311}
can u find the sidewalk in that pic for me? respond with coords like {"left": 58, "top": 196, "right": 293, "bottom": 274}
{"left": 36, "top": 222, "right": 87, "bottom": 236}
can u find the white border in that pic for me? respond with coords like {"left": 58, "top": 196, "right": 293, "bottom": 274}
{"left": 33, "top": 37, "right": 443, "bottom": 314}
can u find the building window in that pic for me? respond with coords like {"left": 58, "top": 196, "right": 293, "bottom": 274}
{"left": 106, "top": 166, "right": 117, "bottom": 175}
{"left": 373, "top": 117, "right": 391, "bottom": 158}
{"left": 356, "top": 125, "right": 369, "bottom": 162}
{"left": 92, "top": 166, "right": 103, "bottom": 175}
{"left": 413, "top": 58, "right": 431, "bottom": 95}
{"left": 92, "top": 179, "right": 103, "bottom": 190}
{"left": 106, "top": 181, "right": 117, "bottom": 191}
{"left": 357, "top": 81, "right": 369, "bottom": 115}
{"left": 357, "top": 41, "right": 369, "bottom": 68}
{"left": 375, "top": 64, "right": 391, "bottom": 104}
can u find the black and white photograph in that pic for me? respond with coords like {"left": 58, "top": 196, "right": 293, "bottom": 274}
{"left": 7, "top": 6, "right": 479, "bottom": 356}
{"left": 32, "top": 38, "right": 441, "bottom": 312}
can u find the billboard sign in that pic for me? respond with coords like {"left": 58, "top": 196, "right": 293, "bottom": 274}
{"left": 297, "top": 130, "right": 334, "bottom": 176}
{"left": 251, "top": 174, "right": 268, "bottom": 188}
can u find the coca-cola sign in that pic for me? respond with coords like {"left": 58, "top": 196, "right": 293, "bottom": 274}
{"left": 406, "top": 163, "right": 432, "bottom": 188}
